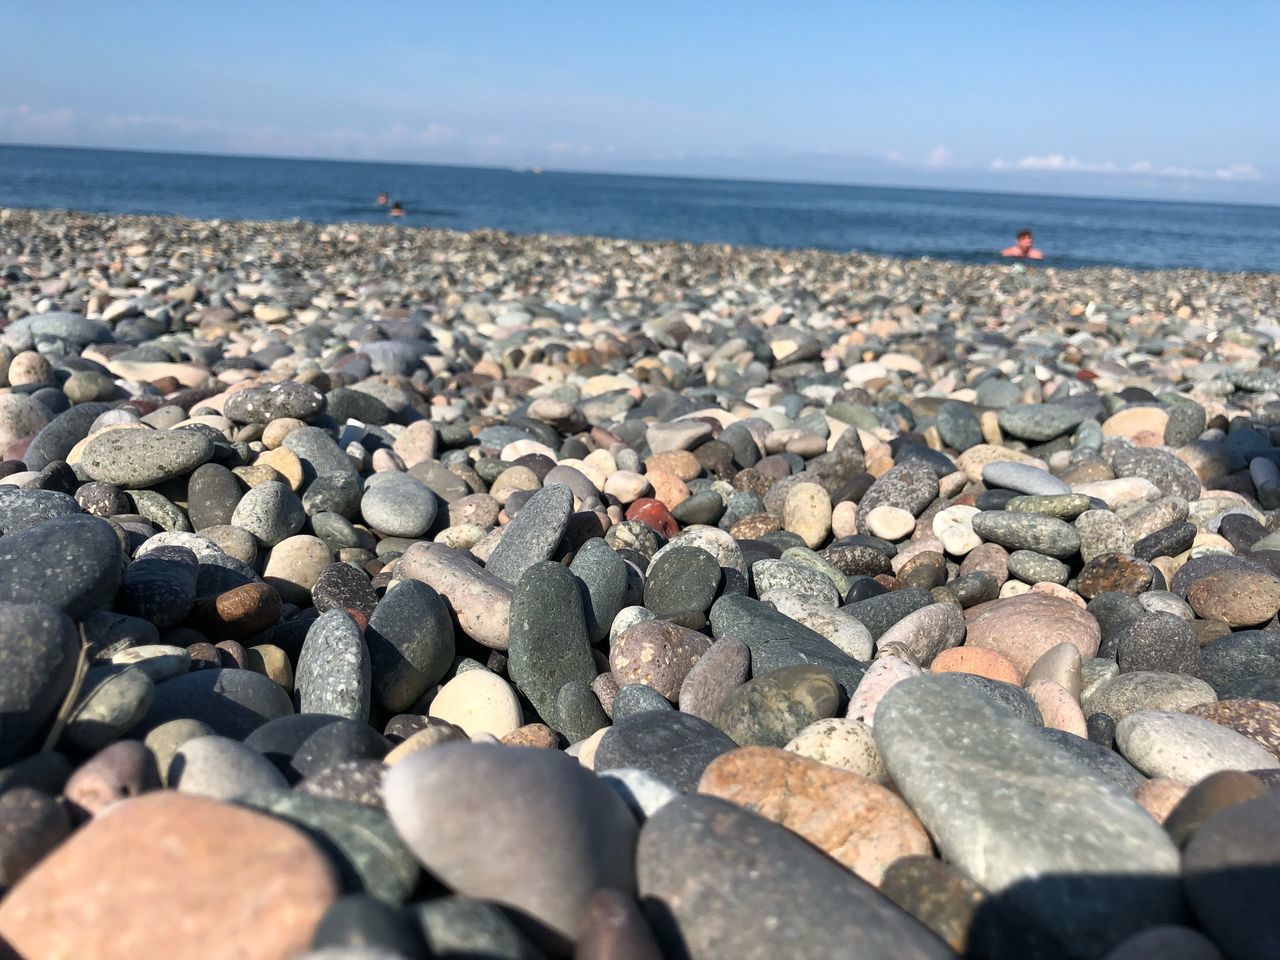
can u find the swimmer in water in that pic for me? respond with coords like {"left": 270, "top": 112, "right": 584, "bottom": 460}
{"left": 389, "top": 202, "right": 404, "bottom": 218}
{"left": 376, "top": 192, "right": 388, "bottom": 205}
{"left": 1001, "top": 229, "right": 1043, "bottom": 259}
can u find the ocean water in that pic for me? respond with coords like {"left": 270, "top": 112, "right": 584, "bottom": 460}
{"left": 1, "top": 144, "right": 1277, "bottom": 274}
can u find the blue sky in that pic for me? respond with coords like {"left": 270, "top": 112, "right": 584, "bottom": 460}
{"left": 4, "top": 1, "right": 1278, "bottom": 202}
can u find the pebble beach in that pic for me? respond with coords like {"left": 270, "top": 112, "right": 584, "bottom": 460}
{"left": 1, "top": 206, "right": 1280, "bottom": 959}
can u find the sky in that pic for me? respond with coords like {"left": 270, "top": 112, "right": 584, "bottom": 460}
{"left": 3, "top": 1, "right": 1279, "bottom": 203}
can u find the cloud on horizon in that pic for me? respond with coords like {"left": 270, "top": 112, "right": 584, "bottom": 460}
{"left": 991, "top": 153, "right": 1262, "bottom": 182}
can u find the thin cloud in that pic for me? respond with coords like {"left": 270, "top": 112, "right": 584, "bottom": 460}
{"left": 992, "top": 153, "right": 1262, "bottom": 182}
{"left": 923, "top": 145, "right": 952, "bottom": 168}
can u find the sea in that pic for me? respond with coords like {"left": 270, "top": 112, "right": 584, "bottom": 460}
{"left": 1, "top": 144, "right": 1277, "bottom": 274}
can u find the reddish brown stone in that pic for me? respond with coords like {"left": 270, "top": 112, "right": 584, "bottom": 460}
{"left": 1077, "top": 553, "right": 1155, "bottom": 599}
{"left": 189, "top": 582, "right": 283, "bottom": 639}
{"left": 62, "top": 740, "right": 161, "bottom": 819}
{"left": 501, "top": 723, "right": 560, "bottom": 749}
{"left": 0, "top": 793, "right": 339, "bottom": 960}
{"left": 698, "top": 746, "right": 931, "bottom": 884}
{"left": 1187, "top": 571, "right": 1280, "bottom": 627}
{"left": 626, "top": 498, "right": 679, "bottom": 537}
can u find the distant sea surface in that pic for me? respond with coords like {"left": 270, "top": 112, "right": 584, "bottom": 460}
{"left": 2, "top": 144, "right": 1278, "bottom": 274}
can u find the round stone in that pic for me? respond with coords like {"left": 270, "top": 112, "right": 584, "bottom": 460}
{"left": 360, "top": 472, "right": 438, "bottom": 538}
{"left": 0, "top": 793, "right": 339, "bottom": 960}
{"left": 610, "top": 619, "right": 712, "bottom": 702}
{"left": 428, "top": 670, "right": 523, "bottom": 738}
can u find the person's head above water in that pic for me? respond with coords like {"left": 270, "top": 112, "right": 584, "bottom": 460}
{"left": 1002, "top": 229, "right": 1043, "bottom": 260}
{"left": 389, "top": 202, "right": 404, "bottom": 217}
{"left": 376, "top": 192, "right": 388, "bottom": 205}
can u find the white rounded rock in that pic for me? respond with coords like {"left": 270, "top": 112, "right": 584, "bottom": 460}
{"left": 933, "top": 504, "right": 981, "bottom": 556}
{"left": 428, "top": 670, "right": 523, "bottom": 738}
{"left": 865, "top": 505, "right": 916, "bottom": 541}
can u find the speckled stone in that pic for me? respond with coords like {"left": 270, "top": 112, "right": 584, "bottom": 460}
{"left": 714, "top": 665, "right": 841, "bottom": 748}
{"left": 79, "top": 428, "right": 214, "bottom": 489}
{"left": 875, "top": 675, "right": 1181, "bottom": 957}
{"left": 636, "top": 796, "right": 957, "bottom": 960}
{"left": 295, "top": 610, "right": 372, "bottom": 722}
{"left": 610, "top": 620, "right": 712, "bottom": 701}
{"left": 1186, "top": 699, "right": 1280, "bottom": 759}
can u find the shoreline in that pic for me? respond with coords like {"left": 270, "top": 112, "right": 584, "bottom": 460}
{"left": 5, "top": 206, "right": 1280, "bottom": 285}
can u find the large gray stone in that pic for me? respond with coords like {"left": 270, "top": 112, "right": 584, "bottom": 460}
{"left": 637, "top": 796, "right": 954, "bottom": 960}
{"left": 875, "top": 674, "right": 1181, "bottom": 959}
{"left": 385, "top": 743, "right": 636, "bottom": 952}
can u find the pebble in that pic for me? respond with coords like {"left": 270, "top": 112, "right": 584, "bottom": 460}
{"left": 385, "top": 743, "right": 636, "bottom": 951}
{"left": 637, "top": 795, "right": 956, "bottom": 960}
{"left": 698, "top": 746, "right": 929, "bottom": 883}
{"left": 295, "top": 611, "right": 372, "bottom": 722}
{"left": 0, "top": 793, "right": 339, "bottom": 959}
{"left": 1116, "top": 709, "right": 1280, "bottom": 782}
{"left": 964, "top": 592, "right": 1101, "bottom": 680}
{"left": 365, "top": 580, "right": 454, "bottom": 714}
{"left": 876, "top": 675, "right": 1181, "bottom": 956}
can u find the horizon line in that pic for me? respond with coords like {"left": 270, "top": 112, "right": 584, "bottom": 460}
{"left": 3, "top": 139, "right": 1277, "bottom": 213}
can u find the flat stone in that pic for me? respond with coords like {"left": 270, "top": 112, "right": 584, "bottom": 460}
{"left": 0, "top": 793, "right": 338, "bottom": 960}
{"left": 996, "top": 403, "right": 1088, "bottom": 442}
{"left": 698, "top": 746, "right": 930, "bottom": 884}
{"left": 636, "top": 795, "right": 954, "bottom": 960}
{"left": 875, "top": 675, "right": 1181, "bottom": 957}
{"left": 385, "top": 742, "right": 636, "bottom": 951}
{"left": 1116, "top": 710, "right": 1280, "bottom": 782}
{"left": 595, "top": 711, "right": 737, "bottom": 792}
{"left": 79, "top": 428, "right": 214, "bottom": 489}
{"left": 365, "top": 580, "right": 454, "bottom": 714}
{"left": 224, "top": 381, "right": 326, "bottom": 424}
{"left": 483, "top": 484, "right": 573, "bottom": 585}
{"left": 971, "top": 511, "right": 1081, "bottom": 559}
{"left": 982, "top": 461, "right": 1071, "bottom": 496}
